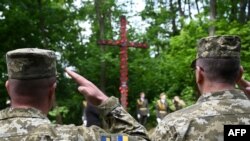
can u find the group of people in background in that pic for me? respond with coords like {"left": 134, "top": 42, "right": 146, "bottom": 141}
{"left": 136, "top": 92, "right": 186, "bottom": 126}
{"left": 81, "top": 91, "right": 186, "bottom": 127}
{"left": 2, "top": 35, "right": 250, "bottom": 140}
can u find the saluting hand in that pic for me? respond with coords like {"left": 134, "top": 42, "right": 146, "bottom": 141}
{"left": 237, "top": 78, "right": 250, "bottom": 95}
{"left": 65, "top": 68, "right": 108, "bottom": 106}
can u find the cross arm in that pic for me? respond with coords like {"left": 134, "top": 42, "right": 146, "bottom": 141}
{"left": 127, "top": 41, "right": 148, "bottom": 48}
{"left": 98, "top": 40, "right": 148, "bottom": 49}
{"left": 98, "top": 40, "right": 122, "bottom": 46}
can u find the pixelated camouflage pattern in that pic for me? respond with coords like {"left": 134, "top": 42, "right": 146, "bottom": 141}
{"left": 6, "top": 48, "right": 56, "bottom": 79}
{"left": 197, "top": 35, "right": 241, "bottom": 59}
{"left": 0, "top": 96, "right": 149, "bottom": 141}
{"left": 151, "top": 89, "right": 250, "bottom": 141}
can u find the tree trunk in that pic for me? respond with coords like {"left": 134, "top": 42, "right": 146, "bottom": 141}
{"left": 94, "top": 0, "right": 106, "bottom": 92}
{"left": 188, "top": 0, "right": 192, "bottom": 19}
{"left": 195, "top": 0, "right": 200, "bottom": 14}
{"left": 169, "top": 0, "right": 178, "bottom": 35}
{"left": 248, "top": 0, "right": 250, "bottom": 20}
{"left": 209, "top": 0, "right": 216, "bottom": 36}
{"left": 239, "top": 0, "right": 247, "bottom": 23}
{"left": 177, "top": 0, "right": 184, "bottom": 17}
{"left": 230, "top": 0, "right": 238, "bottom": 21}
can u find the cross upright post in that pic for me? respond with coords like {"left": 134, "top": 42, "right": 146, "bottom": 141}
{"left": 98, "top": 15, "right": 148, "bottom": 109}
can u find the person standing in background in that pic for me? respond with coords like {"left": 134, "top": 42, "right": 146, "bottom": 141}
{"left": 82, "top": 100, "right": 101, "bottom": 127}
{"left": 172, "top": 96, "right": 186, "bottom": 111}
{"left": 136, "top": 92, "right": 150, "bottom": 126}
{"left": 156, "top": 92, "right": 170, "bottom": 123}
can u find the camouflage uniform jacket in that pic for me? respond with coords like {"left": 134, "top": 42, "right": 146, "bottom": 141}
{"left": 151, "top": 89, "right": 250, "bottom": 141}
{"left": 0, "top": 96, "right": 149, "bottom": 141}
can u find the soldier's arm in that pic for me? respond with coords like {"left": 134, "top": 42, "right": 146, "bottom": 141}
{"left": 65, "top": 69, "right": 149, "bottom": 140}
{"left": 100, "top": 96, "right": 148, "bottom": 140}
{"left": 75, "top": 96, "right": 149, "bottom": 140}
{"left": 151, "top": 123, "right": 177, "bottom": 141}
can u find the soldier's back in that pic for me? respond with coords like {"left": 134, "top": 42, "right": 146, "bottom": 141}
{"left": 151, "top": 89, "right": 250, "bottom": 141}
{"left": 0, "top": 107, "right": 87, "bottom": 141}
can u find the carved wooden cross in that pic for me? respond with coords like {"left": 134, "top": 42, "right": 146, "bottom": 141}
{"left": 98, "top": 16, "right": 148, "bottom": 109}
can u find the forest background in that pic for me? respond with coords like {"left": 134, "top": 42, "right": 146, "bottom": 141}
{"left": 0, "top": 0, "right": 250, "bottom": 128}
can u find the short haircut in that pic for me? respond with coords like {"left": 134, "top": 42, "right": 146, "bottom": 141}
{"left": 9, "top": 77, "right": 56, "bottom": 97}
{"left": 196, "top": 58, "right": 240, "bottom": 84}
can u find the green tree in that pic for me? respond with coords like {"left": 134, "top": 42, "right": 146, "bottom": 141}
{"left": 0, "top": 0, "right": 249, "bottom": 128}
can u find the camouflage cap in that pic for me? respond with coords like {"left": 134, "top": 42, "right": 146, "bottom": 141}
{"left": 6, "top": 48, "right": 57, "bottom": 80}
{"left": 197, "top": 35, "right": 241, "bottom": 58}
{"left": 191, "top": 35, "right": 241, "bottom": 67}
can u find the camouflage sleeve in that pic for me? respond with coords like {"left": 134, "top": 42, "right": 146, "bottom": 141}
{"left": 77, "top": 96, "right": 149, "bottom": 141}
{"left": 150, "top": 122, "right": 178, "bottom": 141}
{"left": 99, "top": 96, "right": 149, "bottom": 141}
{"left": 151, "top": 113, "right": 190, "bottom": 141}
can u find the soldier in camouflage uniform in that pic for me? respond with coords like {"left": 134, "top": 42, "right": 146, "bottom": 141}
{"left": 151, "top": 35, "right": 250, "bottom": 141}
{"left": 0, "top": 48, "right": 149, "bottom": 141}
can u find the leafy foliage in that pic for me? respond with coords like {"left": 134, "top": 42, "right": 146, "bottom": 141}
{"left": 0, "top": 0, "right": 249, "bottom": 128}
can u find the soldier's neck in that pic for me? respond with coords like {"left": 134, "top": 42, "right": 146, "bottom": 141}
{"left": 11, "top": 103, "right": 49, "bottom": 115}
{"left": 200, "top": 81, "right": 235, "bottom": 95}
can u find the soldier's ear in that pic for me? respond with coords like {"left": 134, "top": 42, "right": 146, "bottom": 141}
{"left": 195, "top": 66, "right": 204, "bottom": 84}
{"left": 48, "top": 82, "right": 56, "bottom": 112}
{"left": 5, "top": 80, "right": 10, "bottom": 94}
{"left": 49, "top": 82, "right": 56, "bottom": 96}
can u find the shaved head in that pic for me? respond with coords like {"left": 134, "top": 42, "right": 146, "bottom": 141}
{"left": 196, "top": 58, "right": 240, "bottom": 84}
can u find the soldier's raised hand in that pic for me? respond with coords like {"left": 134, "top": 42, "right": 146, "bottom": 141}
{"left": 237, "top": 78, "right": 250, "bottom": 95}
{"left": 65, "top": 68, "right": 108, "bottom": 105}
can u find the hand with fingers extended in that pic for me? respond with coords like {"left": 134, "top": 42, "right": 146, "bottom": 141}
{"left": 65, "top": 68, "right": 108, "bottom": 106}
{"left": 237, "top": 78, "right": 250, "bottom": 95}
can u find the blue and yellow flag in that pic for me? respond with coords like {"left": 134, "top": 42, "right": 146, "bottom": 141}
{"left": 101, "top": 134, "right": 129, "bottom": 141}
{"left": 101, "top": 135, "right": 111, "bottom": 141}
{"left": 117, "top": 135, "right": 128, "bottom": 141}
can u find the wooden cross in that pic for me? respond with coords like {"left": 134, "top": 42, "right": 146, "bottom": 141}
{"left": 98, "top": 16, "right": 148, "bottom": 109}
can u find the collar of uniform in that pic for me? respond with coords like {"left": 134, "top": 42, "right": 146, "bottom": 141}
{"left": 0, "top": 107, "right": 48, "bottom": 120}
{"left": 197, "top": 89, "right": 247, "bottom": 103}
